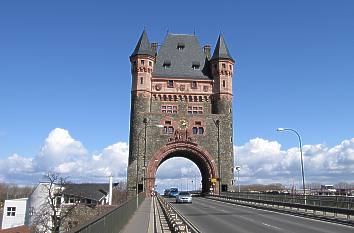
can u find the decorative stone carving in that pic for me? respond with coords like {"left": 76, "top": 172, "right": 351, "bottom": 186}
{"left": 168, "top": 129, "right": 196, "bottom": 144}
{"left": 180, "top": 85, "right": 185, "bottom": 91}
{"left": 203, "top": 86, "right": 209, "bottom": 92}
{"left": 155, "top": 84, "right": 162, "bottom": 91}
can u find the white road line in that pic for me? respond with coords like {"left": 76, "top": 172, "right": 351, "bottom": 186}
{"left": 262, "top": 222, "right": 282, "bottom": 230}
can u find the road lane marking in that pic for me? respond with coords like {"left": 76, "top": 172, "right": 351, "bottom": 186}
{"left": 262, "top": 222, "right": 282, "bottom": 230}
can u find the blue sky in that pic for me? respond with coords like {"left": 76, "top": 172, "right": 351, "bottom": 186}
{"left": 0, "top": 0, "right": 354, "bottom": 185}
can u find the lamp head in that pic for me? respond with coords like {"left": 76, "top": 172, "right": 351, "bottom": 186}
{"left": 276, "top": 128, "right": 285, "bottom": 132}
{"left": 155, "top": 124, "right": 164, "bottom": 128}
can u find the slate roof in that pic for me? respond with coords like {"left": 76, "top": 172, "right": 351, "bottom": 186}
{"left": 131, "top": 30, "right": 155, "bottom": 57}
{"left": 211, "top": 34, "right": 234, "bottom": 62}
{"left": 63, "top": 183, "right": 109, "bottom": 201}
{"left": 152, "top": 34, "right": 211, "bottom": 80}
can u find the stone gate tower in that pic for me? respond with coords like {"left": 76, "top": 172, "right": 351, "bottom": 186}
{"left": 127, "top": 31, "right": 235, "bottom": 197}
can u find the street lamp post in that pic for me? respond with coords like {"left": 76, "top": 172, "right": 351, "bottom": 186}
{"left": 276, "top": 128, "right": 306, "bottom": 199}
{"left": 235, "top": 166, "right": 241, "bottom": 192}
{"left": 136, "top": 118, "right": 163, "bottom": 201}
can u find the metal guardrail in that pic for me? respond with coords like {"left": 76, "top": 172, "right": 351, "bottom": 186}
{"left": 157, "top": 195, "right": 200, "bottom": 233}
{"left": 207, "top": 192, "right": 354, "bottom": 220}
{"left": 68, "top": 192, "right": 145, "bottom": 233}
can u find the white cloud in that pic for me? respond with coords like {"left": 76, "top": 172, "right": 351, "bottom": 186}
{"left": 235, "top": 138, "right": 354, "bottom": 186}
{"left": 0, "top": 128, "right": 353, "bottom": 187}
{"left": 0, "top": 128, "right": 128, "bottom": 184}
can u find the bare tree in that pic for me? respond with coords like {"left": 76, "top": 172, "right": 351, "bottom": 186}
{"left": 112, "top": 182, "right": 127, "bottom": 205}
{"left": 31, "top": 172, "right": 78, "bottom": 233}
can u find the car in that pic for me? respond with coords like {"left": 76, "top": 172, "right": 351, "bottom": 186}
{"left": 164, "top": 189, "right": 171, "bottom": 196}
{"left": 176, "top": 191, "right": 192, "bottom": 204}
{"left": 169, "top": 188, "right": 179, "bottom": 198}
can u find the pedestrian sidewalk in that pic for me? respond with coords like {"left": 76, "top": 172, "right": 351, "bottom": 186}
{"left": 121, "top": 197, "right": 154, "bottom": 233}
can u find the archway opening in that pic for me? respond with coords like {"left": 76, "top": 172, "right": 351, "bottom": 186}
{"left": 155, "top": 157, "right": 202, "bottom": 194}
{"left": 145, "top": 144, "right": 218, "bottom": 195}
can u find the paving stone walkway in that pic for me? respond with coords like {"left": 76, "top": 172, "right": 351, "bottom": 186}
{"left": 121, "top": 197, "right": 153, "bottom": 233}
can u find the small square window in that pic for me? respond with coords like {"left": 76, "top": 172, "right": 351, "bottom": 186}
{"left": 149, "top": 61, "right": 152, "bottom": 66}
{"left": 165, "top": 121, "right": 171, "bottom": 125}
{"left": 222, "top": 63, "right": 226, "bottom": 68}
{"left": 168, "top": 126, "right": 174, "bottom": 134}
{"left": 141, "top": 60, "right": 145, "bottom": 65}
{"left": 229, "top": 65, "right": 232, "bottom": 70}
{"left": 167, "top": 80, "right": 174, "bottom": 88}
{"left": 191, "top": 81, "right": 197, "bottom": 89}
{"left": 192, "top": 127, "right": 198, "bottom": 134}
{"left": 195, "top": 121, "right": 201, "bottom": 126}
{"left": 198, "top": 127, "right": 204, "bottom": 134}
{"left": 7, "top": 207, "right": 16, "bottom": 216}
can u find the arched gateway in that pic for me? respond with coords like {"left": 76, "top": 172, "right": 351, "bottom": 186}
{"left": 127, "top": 31, "right": 235, "bottom": 197}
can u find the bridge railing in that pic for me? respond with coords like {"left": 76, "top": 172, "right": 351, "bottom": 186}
{"left": 208, "top": 192, "right": 354, "bottom": 220}
{"left": 157, "top": 195, "right": 201, "bottom": 233}
{"left": 68, "top": 192, "right": 145, "bottom": 233}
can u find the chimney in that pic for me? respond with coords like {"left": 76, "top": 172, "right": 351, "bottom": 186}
{"left": 203, "top": 45, "right": 211, "bottom": 59}
{"left": 151, "top": 42, "right": 158, "bottom": 55}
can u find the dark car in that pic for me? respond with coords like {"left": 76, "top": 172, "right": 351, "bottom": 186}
{"left": 169, "top": 188, "right": 179, "bottom": 197}
{"left": 164, "top": 189, "right": 171, "bottom": 196}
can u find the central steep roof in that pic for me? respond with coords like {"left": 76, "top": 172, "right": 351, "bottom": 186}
{"left": 152, "top": 34, "right": 211, "bottom": 80}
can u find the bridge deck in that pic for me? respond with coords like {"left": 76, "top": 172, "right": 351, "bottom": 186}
{"left": 170, "top": 197, "right": 353, "bottom": 233}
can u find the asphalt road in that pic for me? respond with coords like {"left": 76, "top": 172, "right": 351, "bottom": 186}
{"left": 170, "top": 197, "right": 353, "bottom": 233}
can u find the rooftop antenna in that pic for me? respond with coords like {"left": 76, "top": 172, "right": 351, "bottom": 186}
{"left": 193, "top": 27, "right": 196, "bottom": 35}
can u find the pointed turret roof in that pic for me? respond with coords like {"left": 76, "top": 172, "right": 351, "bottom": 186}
{"left": 131, "top": 30, "right": 155, "bottom": 57}
{"left": 211, "top": 34, "right": 234, "bottom": 62}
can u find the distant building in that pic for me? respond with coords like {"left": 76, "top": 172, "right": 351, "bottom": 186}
{"left": 1, "top": 182, "right": 111, "bottom": 231}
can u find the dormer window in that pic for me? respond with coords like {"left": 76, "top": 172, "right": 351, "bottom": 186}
{"left": 192, "top": 61, "right": 200, "bottom": 70}
{"left": 163, "top": 60, "right": 171, "bottom": 69}
{"left": 222, "top": 63, "right": 226, "bottom": 68}
{"left": 141, "top": 60, "right": 145, "bottom": 65}
{"left": 177, "top": 42, "right": 185, "bottom": 50}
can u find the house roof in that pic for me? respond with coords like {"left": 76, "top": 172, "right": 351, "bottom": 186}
{"left": 152, "top": 33, "right": 211, "bottom": 80}
{"left": 211, "top": 34, "right": 234, "bottom": 62}
{"left": 0, "top": 225, "right": 30, "bottom": 233}
{"left": 63, "top": 183, "right": 109, "bottom": 201}
{"left": 131, "top": 30, "right": 155, "bottom": 57}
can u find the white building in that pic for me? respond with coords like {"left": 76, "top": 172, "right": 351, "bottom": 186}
{"left": 1, "top": 198, "right": 28, "bottom": 229}
{"left": 1, "top": 182, "right": 112, "bottom": 232}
